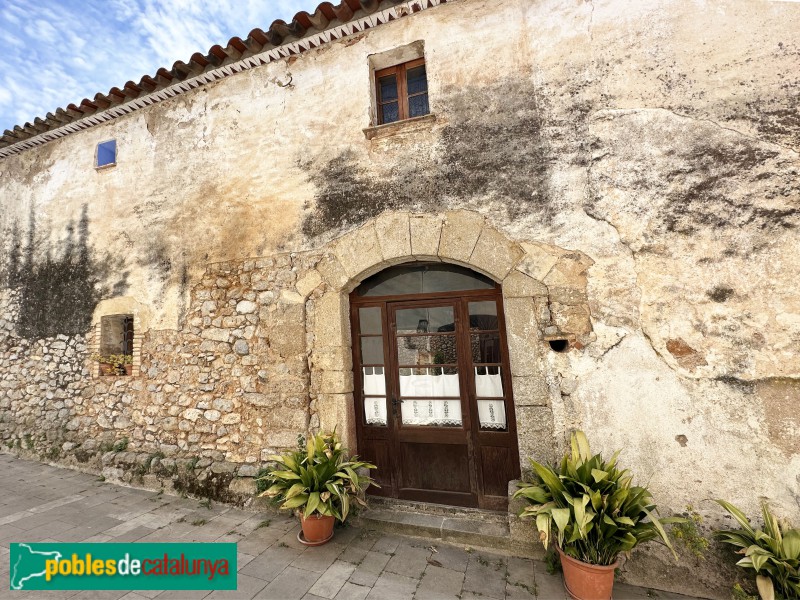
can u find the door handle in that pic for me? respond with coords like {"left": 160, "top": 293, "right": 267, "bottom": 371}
{"left": 391, "top": 397, "right": 403, "bottom": 416}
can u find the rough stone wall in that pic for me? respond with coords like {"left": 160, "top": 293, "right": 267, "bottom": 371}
{"left": 0, "top": 290, "right": 87, "bottom": 457}
{"left": 1, "top": 0, "right": 800, "bottom": 597}
{"left": 1, "top": 256, "right": 313, "bottom": 464}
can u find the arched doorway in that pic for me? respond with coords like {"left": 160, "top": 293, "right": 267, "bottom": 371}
{"left": 350, "top": 262, "right": 520, "bottom": 510}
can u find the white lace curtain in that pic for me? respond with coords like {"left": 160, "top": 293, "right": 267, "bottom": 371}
{"left": 361, "top": 367, "right": 507, "bottom": 429}
{"left": 363, "top": 367, "right": 387, "bottom": 425}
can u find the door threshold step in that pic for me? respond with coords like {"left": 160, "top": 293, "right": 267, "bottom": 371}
{"left": 358, "top": 500, "right": 536, "bottom": 557}
{"left": 367, "top": 496, "right": 508, "bottom": 521}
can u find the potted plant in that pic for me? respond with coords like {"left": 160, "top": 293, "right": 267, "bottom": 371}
{"left": 90, "top": 353, "right": 116, "bottom": 376}
{"left": 257, "top": 431, "right": 377, "bottom": 545}
{"left": 90, "top": 353, "right": 133, "bottom": 376}
{"left": 121, "top": 354, "right": 133, "bottom": 376}
{"left": 513, "top": 431, "right": 680, "bottom": 600}
{"left": 714, "top": 499, "right": 800, "bottom": 600}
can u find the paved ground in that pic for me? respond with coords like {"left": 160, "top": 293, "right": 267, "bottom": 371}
{"left": 0, "top": 454, "right": 698, "bottom": 600}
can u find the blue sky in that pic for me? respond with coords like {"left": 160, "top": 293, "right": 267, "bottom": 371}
{"left": 0, "top": 0, "right": 318, "bottom": 133}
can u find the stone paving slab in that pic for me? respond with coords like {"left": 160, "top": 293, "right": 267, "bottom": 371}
{"left": 0, "top": 453, "right": 704, "bottom": 600}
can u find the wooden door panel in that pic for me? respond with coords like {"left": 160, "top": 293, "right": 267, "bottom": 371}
{"left": 360, "top": 438, "right": 394, "bottom": 496}
{"left": 398, "top": 442, "right": 471, "bottom": 493}
{"left": 478, "top": 445, "right": 518, "bottom": 498}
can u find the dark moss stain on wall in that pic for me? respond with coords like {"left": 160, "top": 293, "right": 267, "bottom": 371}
{"left": 659, "top": 138, "right": 799, "bottom": 235}
{"left": 302, "top": 79, "right": 553, "bottom": 236}
{"left": 3, "top": 204, "right": 129, "bottom": 339}
{"left": 586, "top": 111, "right": 800, "bottom": 239}
{"left": 707, "top": 286, "right": 735, "bottom": 302}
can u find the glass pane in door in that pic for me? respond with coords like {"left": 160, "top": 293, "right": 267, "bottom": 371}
{"left": 397, "top": 335, "right": 457, "bottom": 366}
{"left": 395, "top": 305, "right": 461, "bottom": 427}
{"left": 399, "top": 367, "right": 460, "bottom": 397}
{"left": 396, "top": 306, "right": 454, "bottom": 334}
{"left": 477, "top": 399, "right": 506, "bottom": 430}
{"left": 359, "top": 307, "right": 383, "bottom": 335}
{"left": 468, "top": 301, "right": 498, "bottom": 330}
{"left": 471, "top": 333, "right": 501, "bottom": 363}
{"left": 359, "top": 307, "right": 387, "bottom": 427}
{"left": 474, "top": 365, "right": 503, "bottom": 398}
{"left": 469, "top": 302, "right": 507, "bottom": 430}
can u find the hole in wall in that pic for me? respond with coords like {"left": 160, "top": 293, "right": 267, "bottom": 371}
{"left": 548, "top": 339, "right": 569, "bottom": 353}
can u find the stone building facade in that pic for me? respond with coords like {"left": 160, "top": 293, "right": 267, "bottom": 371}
{"left": 1, "top": 0, "right": 799, "bottom": 596}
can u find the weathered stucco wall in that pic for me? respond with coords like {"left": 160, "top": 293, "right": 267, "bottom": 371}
{"left": 1, "top": 0, "right": 799, "bottom": 596}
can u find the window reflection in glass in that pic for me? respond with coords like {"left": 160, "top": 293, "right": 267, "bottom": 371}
{"left": 468, "top": 301, "right": 498, "bottom": 331}
{"left": 471, "top": 333, "right": 501, "bottom": 363}
{"left": 396, "top": 306, "right": 454, "bottom": 334}
{"left": 406, "top": 65, "right": 428, "bottom": 95}
{"left": 96, "top": 140, "right": 117, "bottom": 167}
{"left": 397, "top": 334, "right": 457, "bottom": 366}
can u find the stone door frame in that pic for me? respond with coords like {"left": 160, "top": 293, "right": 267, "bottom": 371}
{"left": 303, "top": 210, "right": 593, "bottom": 469}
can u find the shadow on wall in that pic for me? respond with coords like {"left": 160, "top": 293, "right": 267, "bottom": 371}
{"left": 2, "top": 204, "right": 129, "bottom": 339}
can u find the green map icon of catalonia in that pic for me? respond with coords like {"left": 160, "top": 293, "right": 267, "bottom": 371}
{"left": 10, "top": 544, "right": 63, "bottom": 590}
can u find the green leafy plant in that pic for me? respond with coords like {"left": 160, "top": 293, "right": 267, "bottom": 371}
{"left": 90, "top": 353, "right": 132, "bottom": 374}
{"left": 256, "top": 430, "right": 378, "bottom": 521}
{"left": 673, "top": 505, "right": 710, "bottom": 559}
{"left": 732, "top": 583, "right": 758, "bottom": 600}
{"left": 714, "top": 499, "right": 800, "bottom": 600}
{"left": 513, "top": 430, "right": 681, "bottom": 566}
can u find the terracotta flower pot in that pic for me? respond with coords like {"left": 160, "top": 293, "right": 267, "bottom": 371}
{"left": 99, "top": 362, "right": 115, "bottom": 376}
{"left": 300, "top": 513, "right": 335, "bottom": 544}
{"left": 124, "top": 364, "right": 133, "bottom": 376}
{"left": 557, "top": 546, "right": 619, "bottom": 600}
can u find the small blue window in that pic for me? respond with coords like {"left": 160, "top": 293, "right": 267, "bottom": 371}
{"left": 96, "top": 140, "right": 117, "bottom": 167}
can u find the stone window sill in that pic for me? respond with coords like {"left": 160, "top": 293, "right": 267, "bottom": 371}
{"left": 363, "top": 113, "right": 436, "bottom": 140}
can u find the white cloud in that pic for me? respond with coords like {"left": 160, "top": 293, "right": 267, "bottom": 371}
{"left": 27, "top": 19, "right": 59, "bottom": 43}
{"left": 0, "top": 0, "right": 317, "bottom": 132}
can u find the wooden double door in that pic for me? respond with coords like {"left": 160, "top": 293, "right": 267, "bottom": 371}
{"left": 351, "top": 286, "right": 520, "bottom": 510}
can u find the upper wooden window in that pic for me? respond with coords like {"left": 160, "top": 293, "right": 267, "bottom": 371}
{"left": 375, "top": 58, "right": 430, "bottom": 125}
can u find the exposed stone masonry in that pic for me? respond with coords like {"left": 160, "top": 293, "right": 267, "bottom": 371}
{"left": 0, "top": 255, "right": 317, "bottom": 470}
